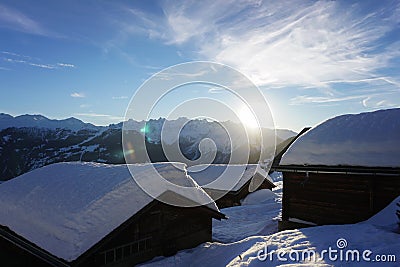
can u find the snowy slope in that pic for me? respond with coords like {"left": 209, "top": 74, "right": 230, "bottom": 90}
{"left": 0, "top": 162, "right": 218, "bottom": 261}
{"left": 188, "top": 164, "right": 274, "bottom": 192}
{"left": 143, "top": 183, "right": 399, "bottom": 267}
{"left": 281, "top": 108, "right": 400, "bottom": 167}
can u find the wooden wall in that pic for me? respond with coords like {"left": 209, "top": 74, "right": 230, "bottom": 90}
{"left": 282, "top": 171, "right": 400, "bottom": 226}
{"left": 79, "top": 202, "right": 213, "bottom": 267}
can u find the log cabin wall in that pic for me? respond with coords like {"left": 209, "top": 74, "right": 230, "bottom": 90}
{"left": 79, "top": 202, "right": 214, "bottom": 267}
{"left": 282, "top": 171, "right": 400, "bottom": 226}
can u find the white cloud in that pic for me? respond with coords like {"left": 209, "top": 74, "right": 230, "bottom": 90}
{"left": 123, "top": 0, "right": 400, "bottom": 91}
{"left": 70, "top": 92, "right": 85, "bottom": 98}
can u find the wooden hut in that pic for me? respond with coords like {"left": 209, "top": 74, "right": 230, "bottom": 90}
{"left": 0, "top": 162, "right": 225, "bottom": 266}
{"left": 274, "top": 108, "right": 400, "bottom": 230}
{"left": 188, "top": 164, "right": 275, "bottom": 208}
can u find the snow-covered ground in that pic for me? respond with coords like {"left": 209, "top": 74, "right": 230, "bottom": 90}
{"left": 212, "top": 172, "right": 282, "bottom": 243}
{"left": 142, "top": 172, "right": 399, "bottom": 266}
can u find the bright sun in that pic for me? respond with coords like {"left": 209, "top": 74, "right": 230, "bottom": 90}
{"left": 238, "top": 107, "right": 259, "bottom": 129}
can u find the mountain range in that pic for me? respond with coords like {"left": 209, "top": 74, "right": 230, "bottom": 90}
{"left": 0, "top": 114, "right": 296, "bottom": 181}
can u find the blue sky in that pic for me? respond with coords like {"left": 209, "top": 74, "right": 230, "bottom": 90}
{"left": 0, "top": 0, "right": 399, "bottom": 132}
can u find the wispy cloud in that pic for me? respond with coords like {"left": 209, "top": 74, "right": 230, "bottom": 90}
{"left": 57, "top": 63, "right": 75, "bottom": 68}
{"left": 28, "top": 63, "right": 57, "bottom": 69}
{"left": 121, "top": 0, "right": 400, "bottom": 91}
{"left": 1, "top": 51, "right": 37, "bottom": 60}
{"left": 79, "top": 104, "right": 91, "bottom": 108}
{"left": 71, "top": 92, "right": 85, "bottom": 98}
{"left": 290, "top": 88, "right": 400, "bottom": 108}
{"left": 112, "top": 96, "right": 128, "bottom": 100}
{"left": 361, "top": 95, "right": 399, "bottom": 109}
{"left": 290, "top": 94, "right": 368, "bottom": 105}
{"left": 208, "top": 87, "right": 224, "bottom": 94}
{"left": 1, "top": 51, "right": 76, "bottom": 70}
{"left": 0, "top": 4, "right": 48, "bottom": 36}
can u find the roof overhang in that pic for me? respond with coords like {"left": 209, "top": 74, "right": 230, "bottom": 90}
{"left": 0, "top": 226, "right": 69, "bottom": 267}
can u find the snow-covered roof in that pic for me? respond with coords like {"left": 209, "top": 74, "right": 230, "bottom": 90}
{"left": 281, "top": 108, "right": 400, "bottom": 167}
{"left": 188, "top": 164, "right": 274, "bottom": 192}
{"left": 0, "top": 162, "right": 219, "bottom": 262}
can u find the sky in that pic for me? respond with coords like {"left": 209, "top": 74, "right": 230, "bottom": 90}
{"left": 0, "top": 0, "right": 399, "bottom": 132}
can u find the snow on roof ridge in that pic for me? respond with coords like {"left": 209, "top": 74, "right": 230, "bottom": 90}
{"left": 280, "top": 108, "right": 400, "bottom": 167}
{"left": 0, "top": 161, "right": 219, "bottom": 261}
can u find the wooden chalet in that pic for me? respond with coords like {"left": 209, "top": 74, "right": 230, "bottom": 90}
{"left": 0, "top": 162, "right": 225, "bottom": 266}
{"left": 188, "top": 164, "right": 275, "bottom": 208}
{"left": 273, "top": 109, "right": 400, "bottom": 230}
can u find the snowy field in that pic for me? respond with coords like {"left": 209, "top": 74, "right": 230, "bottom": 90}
{"left": 142, "top": 172, "right": 399, "bottom": 266}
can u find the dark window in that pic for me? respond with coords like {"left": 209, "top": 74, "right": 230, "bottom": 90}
{"left": 132, "top": 242, "right": 139, "bottom": 254}
{"left": 116, "top": 247, "right": 123, "bottom": 261}
{"left": 139, "top": 240, "right": 145, "bottom": 251}
{"left": 105, "top": 250, "right": 114, "bottom": 264}
{"left": 123, "top": 245, "right": 131, "bottom": 257}
{"left": 98, "top": 236, "right": 153, "bottom": 265}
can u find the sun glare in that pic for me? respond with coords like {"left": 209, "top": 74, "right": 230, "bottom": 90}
{"left": 238, "top": 107, "right": 259, "bottom": 129}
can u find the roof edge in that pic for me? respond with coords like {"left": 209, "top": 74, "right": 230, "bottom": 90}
{"left": 273, "top": 165, "right": 400, "bottom": 175}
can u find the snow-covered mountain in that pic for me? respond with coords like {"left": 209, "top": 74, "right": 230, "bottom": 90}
{"left": 275, "top": 128, "right": 297, "bottom": 141}
{"left": 0, "top": 113, "right": 99, "bottom": 131}
{"left": 0, "top": 113, "right": 296, "bottom": 181}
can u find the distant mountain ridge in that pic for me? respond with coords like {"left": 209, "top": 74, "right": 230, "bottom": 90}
{"left": 0, "top": 113, "right": 296, "bottom": 141}
{"left": 0, "top": 113, "right": 99, "bottom": 132}
{"left": 0, "top": 113, "right": 297, "bottom": 181}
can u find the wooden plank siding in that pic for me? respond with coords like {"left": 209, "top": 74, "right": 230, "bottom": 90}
{"left": 282, "top": 171, "right": 400, "bottom": 227}
{"left": 81, "top": 202, "right": 214, "bottom": 266}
